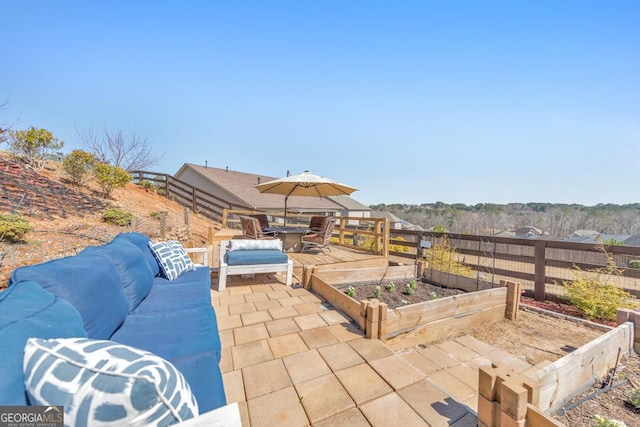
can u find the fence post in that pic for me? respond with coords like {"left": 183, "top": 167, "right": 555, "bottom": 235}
{"left": 534, "top": 240, "right": 546, "bottom": 301}
{"left": 191, "top": 187, "right": 197, "bottom": 212}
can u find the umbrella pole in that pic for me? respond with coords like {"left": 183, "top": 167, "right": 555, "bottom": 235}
{"left": 284, "top": 195, "right": 289, "bottom": 226}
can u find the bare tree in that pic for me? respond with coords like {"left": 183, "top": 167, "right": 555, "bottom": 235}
{"left": 0, "top": 97, "right": 12, "bottom": 145}
{"left": 77, "top": 127, "right": 164, "bottom": 171}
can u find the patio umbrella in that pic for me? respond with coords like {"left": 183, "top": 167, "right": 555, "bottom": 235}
{"left": 254, "top": 170, "right": 357, "bottom": 225}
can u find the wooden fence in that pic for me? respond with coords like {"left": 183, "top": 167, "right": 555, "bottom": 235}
{"left": 388, "top": 230, "right": 640, "bottom": 300}
{"left": 130, "top": 170, "right": 245, "bottom": 224}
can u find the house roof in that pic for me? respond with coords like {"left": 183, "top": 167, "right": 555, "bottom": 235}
{"left": 176, "top": 164, "right": 347, "bottom": 212}
{"left": 328, "top": 195, "right": 370, "bottom": 211}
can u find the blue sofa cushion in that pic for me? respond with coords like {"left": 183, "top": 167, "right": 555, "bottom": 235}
{"left": 113, "top": 233, "right": 161, "bottom": 277}
{"left": 225, "top": 249, "right": 288, "bottom": 266}
{"left": 24, "top": 338, "right": 198, "bottom": 425}
{"left": 171, "top": 352, "right": 227, "bottom": 413}
{"left": 10, "top": 251, "right": 129, "bottom": 340}
{"left": 82, "top": 238, "right": 154, "bottom": 312}
{"left": 134, "top": 267, "right": 212, "bottom": 314}
{"left": 0, "top": 281, "right": 86, "bottom": 406}
{"left": 110, "top": 305, "right": 224, "bottom": 411}
{"left": 149, "top": 241, "right": 195, "bottom": 281}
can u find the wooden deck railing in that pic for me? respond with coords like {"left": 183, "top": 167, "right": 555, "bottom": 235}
{"left": 221, "top": 210, "right": 390, "bottom": 257}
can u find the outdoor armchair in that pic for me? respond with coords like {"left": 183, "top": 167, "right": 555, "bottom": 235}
{"left": 250, "top": 214, "right": 270, "bottom": 230}
{"left": 240, "top": 216, "right": 276, "bottom": 240}
{"left": 301, "top": 217, "right": 336, "bottom": 253}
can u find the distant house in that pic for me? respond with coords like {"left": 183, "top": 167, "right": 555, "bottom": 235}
{"left": 564, "top": 232, "right": 633, "bottom": 245}
{"left": 327, "top": 195, "right": 371, "bottom": 225}
{"left": 494, "top": 226, "right": 547, "bottom": 239}
{"left": 173, "top": 163, "right": 370, "bottom": 221}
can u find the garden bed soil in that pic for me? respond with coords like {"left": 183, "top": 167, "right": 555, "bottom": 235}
{"left": 334, "top": 278, "right": 466, "bottom": 308}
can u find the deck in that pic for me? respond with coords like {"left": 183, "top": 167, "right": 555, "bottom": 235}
{"left": 288, "top": 245, "right": 389, "bottom": 285}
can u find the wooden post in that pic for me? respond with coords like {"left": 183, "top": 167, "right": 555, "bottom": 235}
{"left": 478, "top": 362, "right": 540, "bottom": 427}
{"left": 359, "top": 300, "right": 370, "bottom": 332}
{"left": 501, "top": 380, "right": 528, "bottom": 425}
{"left": 192, "top": 187, "right": 197, "bottom": 212}
{"left": 505, "top": 280, "right": 522, "bottom": 321}
{"left": 534, "top": 240, "right": 546, "bottom": 301}
{"left": 365, "top": 300, "right": 380, "bottom": 339}
{"left": 378, "top": 302, "right": 388, "bottom": 342}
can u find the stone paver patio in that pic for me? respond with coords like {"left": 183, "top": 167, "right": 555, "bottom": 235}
{"left": 212, "top": 273, "right": 531, "bottom": 426}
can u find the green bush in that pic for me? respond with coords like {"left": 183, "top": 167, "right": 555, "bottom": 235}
{"left": 102, "top": 208, "right": 133, "bottom": 226}
{"left": 561, "top": 255, "right": 632, "bottom": 322}
{"left": 93, "top": 163, "right": 131, "bottom": 197}
{"left": 628, "top": 260, "right": 640, "bottom": 269}
{"left": 139, "top": 180, "right": 159, "bottom": 193}
{"left": 6, "top": 127, "right": 64, "bottom": 168}
{"left": 593, "top": 415, "right": 626, "bottom": 427}
{"left": 63, "top": 149, "right": 95, "bottom": 186}
{"left": 628, "top": 388, "right": 640, "bottom": 409}
{"left": 0, "top": 213, "right": 32, "bottom": 242}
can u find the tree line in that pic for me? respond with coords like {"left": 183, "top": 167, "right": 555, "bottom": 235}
{"left": 371, "top": 202, "right": 640, "bottom": 238}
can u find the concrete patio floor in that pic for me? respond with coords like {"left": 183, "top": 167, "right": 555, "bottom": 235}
{"left": 212, "top": 273, "right": 532, "bottom": 426}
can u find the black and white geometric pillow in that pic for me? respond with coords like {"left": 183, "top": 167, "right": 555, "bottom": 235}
{"left": 148, "top": 241, "right": 195, "bottom": 281}
{"left": 23, "top": 337, "right": 198, "bottom": 426}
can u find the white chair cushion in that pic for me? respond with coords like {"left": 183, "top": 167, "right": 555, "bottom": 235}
{"left": 228, "top": 239, "right": 282, "bottom": 251}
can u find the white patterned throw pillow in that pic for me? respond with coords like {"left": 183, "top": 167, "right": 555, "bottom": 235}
{"left": 148, "top": 241, "right": 194, "bottom": 280}
{"left": 23, "top": 338, "right": 198, "bottom": 427}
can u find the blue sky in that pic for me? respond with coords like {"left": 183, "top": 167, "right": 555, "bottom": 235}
{"left": 2, "top": 1, "right": 638, "bottom": 206}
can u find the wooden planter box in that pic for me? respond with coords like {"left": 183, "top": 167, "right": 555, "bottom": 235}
{"left": 310, "top": 267, "right": 521, "bottom": 349}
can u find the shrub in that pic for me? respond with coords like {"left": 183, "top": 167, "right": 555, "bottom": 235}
{"left": 93, "top": 163, "right": 131, "bottom": 196}
{"left": 6, "top": 127, "right": 64, "bottom": 168}
{"left": 139, "top": 180, "right": 159, "bottom": 192}
{"left": 593, "top": 415, "right": 626, "bottom": 427}
{"left": 102, "top": 208, "right": 133, "bottom": 226}
{"left": 628, "top": 260, "right": 640, "bottom": 269}
{"left": 425, "top": 236, "right": 475, "bottom": 278}
{"left": 628, "top": 388, "right": 640, "bottom": 409}
{"left": 0, "top": 213, "right": 32, "bottom": 242}
{"left": 63, "top": 149, "right": 95, "bottom": 186}
{"left": 345, "top": 286, "right": 356, "bottom": 298}
{"left": 560, "top": 252, "right": 633, "bottom": 321}
{"left": 385, "top": 282, "right": 395, "bottom": 292}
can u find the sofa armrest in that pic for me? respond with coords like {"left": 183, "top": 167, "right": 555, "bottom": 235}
{"left": 175, "top": 402, "right": 241, "bottom": 427}
{"left": 185, "top": 247, "right": 209, "bottom": 267}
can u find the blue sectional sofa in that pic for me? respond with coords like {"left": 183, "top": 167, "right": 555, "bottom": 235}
{"left": 0, "top": 232, "right": 226, "bottom": 422}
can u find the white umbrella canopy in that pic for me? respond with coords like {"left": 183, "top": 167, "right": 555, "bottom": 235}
{"left": 254, "top": 171, "right": 357, "bottom": 225}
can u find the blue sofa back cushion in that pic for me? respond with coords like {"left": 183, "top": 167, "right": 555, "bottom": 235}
{"left": 225, "top": 249, "right": 288, "bottom": 266}
{"left": 112, "top": 232, "right": 161, "bottom": 277}
{"left": 0, "top": 280, "right": 87, "bottom": 405}
{"left": 10, "top": 251, "right": 129, "bottom": 340}
{"left": 81, "top": 238, "right": 154, "bottom": 312}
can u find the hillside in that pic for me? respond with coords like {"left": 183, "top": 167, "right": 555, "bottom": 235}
{"left": 0, "top": 154, "right": 218, "bottom": 284}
